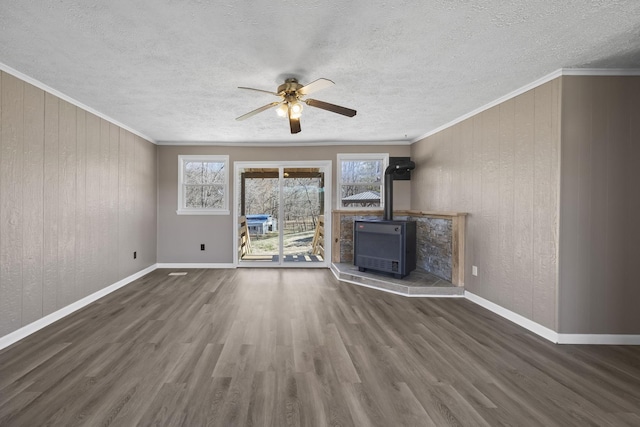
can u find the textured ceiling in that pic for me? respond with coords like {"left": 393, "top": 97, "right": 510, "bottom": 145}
{"left": 1, "top": 0, "right": 639, "bottom": 145}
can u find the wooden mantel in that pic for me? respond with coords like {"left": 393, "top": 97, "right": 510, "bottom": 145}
{"left": 331, "top": 210, "right": 467, "bottom": 286}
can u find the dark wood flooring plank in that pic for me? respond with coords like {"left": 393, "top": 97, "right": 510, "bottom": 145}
{"left": 0, "top": 342, "right": 72, "bottom": 391}
{"left": 610, "top": 412, "right": 640, "bottom": 427}
{"left": 246, "top": 370, "right": 277, "bottom": 427}
{"left": 218, "top": 343, "right": 256, "bottom": 427}
{"left": 325, "top": 323, "right": 361, "bottom": 384}
{"left": 0, "top": 390, "right": 41, "bottom": 426}
{"left": 135, "top": 382, "right": 188, "bottom": 426}
{"left": 341, "top": 382, "right": 385, "bottom": 427}
{"left": 294, "top": 372, "right": 328, "bottom": 427}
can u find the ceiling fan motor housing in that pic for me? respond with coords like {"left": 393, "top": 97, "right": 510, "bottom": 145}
{"left": 277, "top": 78, "right": 303, "bottom": 96}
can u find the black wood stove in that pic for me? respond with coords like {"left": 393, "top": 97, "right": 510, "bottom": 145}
{"left": 353, "top": 160, "right": 417, "bottom": 279}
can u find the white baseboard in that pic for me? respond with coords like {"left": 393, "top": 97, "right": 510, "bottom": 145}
{"left": 556, "top": 334, "right": 640, "bottom": 345}
{"left": 465, "top": 291, "right": 640, "bottom": 345}
{"left": 155, "top": 263, "right": 236, "bottom": 269}
{"left": 0, "top": 264, "right": 158, "bottom": 351}
{"left": 464, "top": 291, "right": 559, "bottom": 343}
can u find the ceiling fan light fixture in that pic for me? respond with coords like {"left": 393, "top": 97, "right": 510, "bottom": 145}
{"left": 289, "top": 100, "right": 303, "bottom": 119}
{"left": 276, "top": 103, "right": 288, "bottom": 118}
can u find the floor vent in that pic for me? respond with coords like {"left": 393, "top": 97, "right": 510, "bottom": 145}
{"left": 168, "top": 272, "right": 188, "bottom": 276}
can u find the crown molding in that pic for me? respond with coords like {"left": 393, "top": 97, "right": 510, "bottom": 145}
{"left": 0, "top": 61, "right": 156, "bottom": 144}
{"left": 411, "top": 68, "right": 640, "bottom": 144}
{"left": 156, "top": 139, "right": 412, "bottom": 147}
{"left": 561, "top": 68, "right": 640, "bottom": 76}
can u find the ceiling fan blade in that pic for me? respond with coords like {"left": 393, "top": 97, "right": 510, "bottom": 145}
{"left": 288, "top": 103, "right": 302, "bottom": 133}
{"left": 238, "top": 86, "right": 280, "bottom": 96}
{"left": 289, "top": 106, "right": 302, "bottom": 134}
{"left": 289, "top": 117, "right": 301, "bottom": 134}
{"left": 305, "top": 99, "right": 357, "bottom": 117}
{"left": 235, "top": 101, "right": 282, "bottom": 121}
{"left": 297, "top": 78, "right": 334, "bottom": 96}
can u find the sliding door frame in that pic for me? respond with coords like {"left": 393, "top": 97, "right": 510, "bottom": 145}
{"left": 233, "top": 160, "right": 332, "bottom": 268}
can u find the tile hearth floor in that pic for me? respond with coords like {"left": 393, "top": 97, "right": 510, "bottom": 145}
{"left": 331, "top": 262, "right": 464, "bottom": 297}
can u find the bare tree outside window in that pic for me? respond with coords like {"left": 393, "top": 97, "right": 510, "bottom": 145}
{"left": 178, "top": 155, "right": 229, "bottom": 214}
{"left": 184, "top": 161, "right": 226, "bottom": 208}
{"left": 283, "top": 178, "right": 322, "bottom": 231}
{"left": 339, "top": 158, "right": 384, "bottom": 207}
{"left": 244, "top": 178, "right": 279, "bottom": 218}
{"left": 244, "top": 176, "right": 321, "bottom": 233}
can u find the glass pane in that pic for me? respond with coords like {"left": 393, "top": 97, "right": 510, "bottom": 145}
{"left": 185, "top": 185, "right": 203, "bottom": 207}
{"left": 341, "top": 160, "right": 383, "bottom": 184}
{"left": 341, "top": 184, "right": 382, "bottom": 207}
{"left": 184, "top": 161, "right": 203, "bottom": 184}
{"left": 185, "top": 161, "right": 225, "bottom": 185}
{"left": 240, "top": 167, "right": 280, "bottom": 262}
{"left": 203, "top": 162, "right": 225, "bottom": 184}
{"left": 184, "top": 185, "right": 225, "bottom": 209}
{"left": 283, "top": 168, "right": 324, "bottom": 263}
{"left": 202, "top": 185, "right": 224, "bottom": 208}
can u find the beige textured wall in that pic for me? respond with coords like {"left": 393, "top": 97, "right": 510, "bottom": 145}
{"left": 559, "top": 76, "right": 640, "bottom": 334}
{"left": 0, "top": 71, "right": 157, "bottom": 337}
{"left": 157, "top": 144, "right": 411, "bottom": 263}
{"left": 411, "top": 79, "right": 561, "bottom": 330}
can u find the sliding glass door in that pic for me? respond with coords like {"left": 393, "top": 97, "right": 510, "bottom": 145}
{"left": 235, "top": 161, "right": 331, "bottom": 267}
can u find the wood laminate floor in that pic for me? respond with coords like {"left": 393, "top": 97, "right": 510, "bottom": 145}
{"left": 1, "top": 268, "right": 639, "bottom": 426}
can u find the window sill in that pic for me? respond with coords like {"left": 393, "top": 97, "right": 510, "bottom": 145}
{"left": 336, "top": 207, "right": 384, "bottom": 211}
{"left": 176, "top": 209, "right": 230, "bottom": 216}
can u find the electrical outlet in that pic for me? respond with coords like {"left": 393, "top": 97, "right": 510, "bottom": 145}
{"left": 200, "top": 244, "right": 205, "bottom": 251}
{"left": 472, "top": 265, "right": 478, "bottom": 276}
{"left": 133, "top": 251, "right": 137, "bottom": 259}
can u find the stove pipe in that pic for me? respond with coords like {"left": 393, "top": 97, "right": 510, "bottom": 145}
{"left": 383, "top": 160, "right": 415, "bottom": 221}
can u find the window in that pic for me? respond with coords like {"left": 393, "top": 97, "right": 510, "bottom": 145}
{"left": 177, "top": 155, "right": 229, "bottom": 215}
{"left": 337, "top": 153, "right": 388, "bottom": 209}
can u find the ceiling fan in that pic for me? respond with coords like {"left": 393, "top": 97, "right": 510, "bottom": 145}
{"left": 235, "top": 78, "right": 357, "bottom": 134}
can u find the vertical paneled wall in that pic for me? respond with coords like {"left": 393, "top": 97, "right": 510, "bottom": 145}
{"left": 0, "top": 71, "right": 157, "bottom": 337}
{"left": 411, "top": 79, "right": 561, "bottom": 330}
{"left": 559, "top": 76, "right": 640, "bottom": 334}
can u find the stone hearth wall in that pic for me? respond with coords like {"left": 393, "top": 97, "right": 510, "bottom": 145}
{"left": 411, "top": 216, "right": 452, "bottom": 281}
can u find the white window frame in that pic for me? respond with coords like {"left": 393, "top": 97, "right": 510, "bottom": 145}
{"left": 177, "top": 155, "right": 230, "bottom": 215}
{"left": 337, "top": 153, "right": 389, "bottom": 210}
